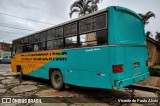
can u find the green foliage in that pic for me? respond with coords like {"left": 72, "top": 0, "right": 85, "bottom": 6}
{"left": 138, "top": 11, "right": 155, "bottom": 25}
{"left": 69, "top": 0, "right": 101, "bottom": 18}
{"left": 146, "top": 31, "right": 151, "bottom": 37}
{"left": 155, "top": 32, "right": 160, "bottom": 42}
{"left": 149, "top": 65, "right": 160, "bottom": 76}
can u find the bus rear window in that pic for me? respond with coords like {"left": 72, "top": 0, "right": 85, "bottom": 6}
{"left": 115, "top": 10, "right": 145, "bottom": 44}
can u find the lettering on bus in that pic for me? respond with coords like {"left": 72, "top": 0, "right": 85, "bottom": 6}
{"left": 21, "top": 52, "right": 67, "bottom": 61}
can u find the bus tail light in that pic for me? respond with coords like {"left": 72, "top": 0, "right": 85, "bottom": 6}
{"left": 112, "top": 65, "right": 124, "bottom": 73}
{"left": 146, "top": 61, "right": 148, "bottom": 66}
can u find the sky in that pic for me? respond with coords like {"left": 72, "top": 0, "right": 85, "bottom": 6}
{"left": 0, "top": 0, "right": 159, "bottom": 43}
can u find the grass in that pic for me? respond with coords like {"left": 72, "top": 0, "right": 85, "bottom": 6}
{"left": 154, "top": 65, "right": 160, "bottom": 69}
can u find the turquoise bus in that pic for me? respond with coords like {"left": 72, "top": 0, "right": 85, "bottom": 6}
{"left": 11, "top": 6, "right": 149, "bottom": 90}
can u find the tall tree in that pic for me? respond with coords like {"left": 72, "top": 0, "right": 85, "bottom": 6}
{"left": 138, "top": 11, "right": 155, "bottom": 25}
{"left": 69, "top": 0, "right": 101, "bottom": 18}
{"left": 155, "top": 32, "right": 160, "bottom": 42}
{"left": 139, "top": 11, "right": 155, "bottom": 37}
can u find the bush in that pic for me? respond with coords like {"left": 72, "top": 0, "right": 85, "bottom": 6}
{"left": 149, "top": 65, "right": 160, "bottom": 76}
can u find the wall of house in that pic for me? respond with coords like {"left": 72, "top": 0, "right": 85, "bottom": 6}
{"left": 147, "top": 41, "right": 160, "bottom": 66}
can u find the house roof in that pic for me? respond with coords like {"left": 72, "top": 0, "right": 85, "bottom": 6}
{"left": 147, "top": 36, "right": 160, "bottom": 51}
{"left": 146, "top": 36, "right": 160, "bottom": 47}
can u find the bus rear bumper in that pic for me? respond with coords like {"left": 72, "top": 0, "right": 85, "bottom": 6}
{"left": 114, "top": 71, "right": 150, "bottom": 89}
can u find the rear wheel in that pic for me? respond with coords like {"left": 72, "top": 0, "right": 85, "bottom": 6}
{"left": 50, "top": 70, "right": 64, "bottom": 90}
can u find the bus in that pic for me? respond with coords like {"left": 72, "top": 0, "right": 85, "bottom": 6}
{"left": 11, "top": 6, "right": 149, "bottom": 90}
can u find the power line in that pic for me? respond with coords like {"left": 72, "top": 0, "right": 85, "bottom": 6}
{"left": 0, "top": 30, "right": 26, "bottom": 35}
{"left": 8, "top": 0, "right": 65, "bottom": 22}
{"left": 0, "top": 12, "right": 53, "bottom": 25}
{"left": 0, "top": 24, "right": 34, "bottom": 31}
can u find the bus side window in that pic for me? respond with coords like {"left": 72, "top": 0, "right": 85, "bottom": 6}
{"left": 79, "top": 30, "right": 107, "bottom": 47}
{"left": 80, "top": 33, "right": 97, "bottom": 47}
{"left": 47, "top": 29, "right": 55, "bottom": 40}
{"left": 65, "top": 36, "right": 77, "bottom": 48}
{"left": 53, "top": 39, "right": 63, "bottom": 49}
{"left": 47, "top": 41, "right": 54, "bottom": 50}
{"left": 16, "top": 46, "right": 23, "bottom": 53}
{"left": 64, "top": 22, "right": 77, "bottom": 49}
{"left": 96, "top": 30, "right": 107, "bottom": 45}
{"left": 12, "top": 45, "right": 16, "bottom": 57}
{"left": 34, "top": 44, "right": 39, "bottom": 51}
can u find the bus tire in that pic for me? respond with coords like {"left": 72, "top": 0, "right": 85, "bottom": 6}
{"left": 50, "top": 70, "right": 65, "bottom": 90}
{"left": 18, "top": 66, "right": 25, "bottom": 80}
{"left": 19, "top": 67, "right": 23, "bottom": 79}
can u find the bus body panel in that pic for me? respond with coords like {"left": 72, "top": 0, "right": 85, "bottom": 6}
{"left": 19, "top": 47, "right": 112, "bottom": 89}
{"left": 108, "top": 6, "right": 149, "bottom": 88}
{"left": 11, "top": 58, "right": 16, "bottom": 72}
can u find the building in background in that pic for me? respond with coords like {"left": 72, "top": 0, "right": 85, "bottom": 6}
{"left": 147, "top": 37, "right": 160, "bottom": 66}
{"left": 0, "top": 42, "right": 11, "bottom": 63}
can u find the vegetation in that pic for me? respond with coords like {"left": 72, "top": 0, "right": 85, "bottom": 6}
{"left": 155, "top": 32, "right": 160, "bottom": 42}
{"left": 138, "top": 11, "right": 155, "bottom": 25}
{"left": 69, "top": 0, "right": 101, "bottom": 18}
{"left": 149, "top": 65, "right": 160, "bottom": 76}
{"left": 146, "top": 31, "right": 151, "bottom": 37}
{"left": 138, "top": 11, "right": 155, "bottom": 38}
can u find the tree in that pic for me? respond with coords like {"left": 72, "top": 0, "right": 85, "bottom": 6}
{"left": 138, "top": 11, "right": 155, "bottom": 38}
{"left": 155, "top": 32, "right": 160, "bottom": 42}
{"left": 69, "top": 0, "right": 101, "bottom": 18}
{"left": 138, "top": 11, "right": 155, "bottom": 25}
{"left": 146, "top": 31, "right": 151, "bottom": 37}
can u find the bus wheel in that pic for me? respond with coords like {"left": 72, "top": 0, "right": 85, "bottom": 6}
{"left": 50, "top": 70, "right": 64, "bottom": 90}
{"left": 19, "top": 67, "right": 23, "bottom": 84}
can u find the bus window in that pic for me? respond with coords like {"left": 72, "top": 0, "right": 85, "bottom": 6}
{"left": 16, "top": 46, "right": 23, "bottom": 53}
{"left": 37, "top": 42, "right": 46, "bottom": 51}
{"left": 28, "top": 45, "right": 33, "bottom": 52}
{"left": 79, "top": 14, "right": 106, "bottom": 34}
{"left": 94, "top": 14, "right": 106, "bottom": 30}
{"left": 56, "top": 27, "right": 63, "bottom": 38}
{"left": 53, "top": 39, "right": 63, "bottom": 49}
{"left": 40, "top": 31, "right": 46, "bottom": 42}
{"left": 33, "top": 34, "right": 40, "bottom": 43}
{"left": 12, "top": 45, "right": 16, "bottom": 57}
{"left": 34, "top": 44, "right": 39, "bottom": 51}
{"left": 47, "top": 29, "right": 55, "bottom": 40}
{"left": 64, "top": 23, "right": 77, "bottom": 37}
{"left": 23, "top": 37, "right": 29, "bottom": 44}
{"left": 96, "top": 30, "right": 107, "bottom": 45}
{"left": 23, "top": 45, "right": 29, "bottom": 52}
{"left": 80, "top": 33, "right": 97, "bottom": 47}
{"left": 47, "top": 41, "right": 54, "bottom": 50}
{"left": 80, "top": 29, "right": 107, "bottom": 47}
{"left": 79, "top": 17, "right": 92, "bottom": 33}
{"left": 65, "top": 36, "right": 77, "bottom": 48}
{"left": 20, "top": 38, "right": 24, "bottom": 44}
{"left": 29, "top": 36, "right": 34, "bottom": 44}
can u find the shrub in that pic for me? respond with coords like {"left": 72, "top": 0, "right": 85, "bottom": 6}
{"left": 149, "top": 65, "right": 160, "bottom": 76}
